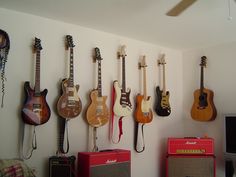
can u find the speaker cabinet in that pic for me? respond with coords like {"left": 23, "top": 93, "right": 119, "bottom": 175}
{"left": 166, "top": 155, "right": 215, "bottom": 177}
{"left": 49, "top": 156, "right": 75, "bottom": 177}
{"left": 77, "top": 149, "right": 131, "bottom": 177}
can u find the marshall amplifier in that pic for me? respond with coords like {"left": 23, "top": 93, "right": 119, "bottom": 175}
{"left": 168, "top": 137, "right": 214, "bottom": 155}
{"left": 49, "top": 156, "right": 76, "bottom": 177}
{"left": 166, "top": 155, "right": 216, "bottom": 177}
{"left": 77, "top": 149, "right": 131, "bottom": 177}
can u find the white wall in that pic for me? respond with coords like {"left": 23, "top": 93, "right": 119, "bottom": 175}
{"left": 182, "top": 42, "right": 236, "bottom": 177}
{"left": 0, "top": 8, "right": 184, "bottom": 177}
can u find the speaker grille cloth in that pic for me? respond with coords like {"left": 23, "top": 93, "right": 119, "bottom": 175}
{"left": 90, "top": 162, "right": 130, "bottom": 177}
{"left": 168, "top": 156, "right": 214, "bottom": 177}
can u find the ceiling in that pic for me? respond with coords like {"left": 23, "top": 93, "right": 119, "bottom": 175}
{"left": 1, "top": 0, "right": 236, "bottom": 50}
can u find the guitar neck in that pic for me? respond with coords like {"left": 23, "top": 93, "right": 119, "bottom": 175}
{"left": 97, "top": 60, "right": 102, "bottom": 97}
{"left": 122, "top": 57, "right": 126, "bottom": 92}
{"left": 162, "top": 64, "right": 166, "bottom": 93}
{"left": 35, "top": 50, "right": 41, "bottom": 94}
{"left": 69, "top": 47, "right": 74, "bottom": 87}
{"left": 200, "top": 65, "right": 204, "bottom": 93}
{"left": 143, "top": 66, "right": 147, "bottom": 100}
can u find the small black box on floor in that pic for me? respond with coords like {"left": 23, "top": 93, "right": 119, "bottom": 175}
{"left": 49, "top": 156, "right": 75, "bottom": 177}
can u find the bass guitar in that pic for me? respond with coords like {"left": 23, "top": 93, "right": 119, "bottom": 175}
{"left": 86, "top": 47, "right": 109, "bottom": 127}
{"left": 135, "top": 56, "right": 153, "bottom": 123}
{"left": 57, "top": 35, "right": 82, "bottom": 118}
{"left": 155, "top": 54, "right": 171, "bottom": 116}
{"left": 113, "top": 45, "right": 132, "bottom": 117}
{"left": 21, "top": 38, "right": 51, "bottom": 125}
{"left": 191, "top": 56, "right": 217, "bottom": 121}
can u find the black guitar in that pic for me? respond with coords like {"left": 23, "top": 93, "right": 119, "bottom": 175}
{"left": 155, "top": 55, "right": 171, "bottom": 116}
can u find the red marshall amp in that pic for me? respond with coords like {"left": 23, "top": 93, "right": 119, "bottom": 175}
{"left": 168, "top": 137, "right": 214, "bottom": 155}
{"left": 77, "top": 149, "right": 131, "bottom": 177}
{"left": 166, "top": 137, "right": 215, "bottom": 177}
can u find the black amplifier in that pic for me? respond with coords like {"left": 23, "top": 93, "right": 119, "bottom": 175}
{"left": 49, "top": 156, "right": 76, "bottom": 177}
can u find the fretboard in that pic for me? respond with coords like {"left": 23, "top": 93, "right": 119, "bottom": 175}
{"left": 143, "top": 66, "right": 147, "bottom": 100}
{"left": 97, "top": 60, "right": 102, "bottom": 97}
{"left": 200, "top": 65, "right": 204, "bottom": 93}
{"left": 162, "top": 64, "right": 166, "bottom": 93}
{"left": 35, "top": 50, "right": 41, "bottom": 94}
{"left": 69, "top": 48, "right": 74, "bottom": 87}
{"left": 122, "top": 57, "right": 126, "bottom": 92}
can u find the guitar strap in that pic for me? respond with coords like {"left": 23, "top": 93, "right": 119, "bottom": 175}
{"left": 0, "top": 29, "right": 10, "bottom": 108}
{"left": 110, "top": 83, "right": 123, "bottom": 144}
{"left": 92, "top": 127, "right": 98, "bottom": 152}
{"left": 21, "top": 124, "right": 37, "bottom": 160}
{"left": 58, "top": 118, "right": 69, "bottom": 154}
{"left": 134, "top": 123, "right": 145, "bottom": 153}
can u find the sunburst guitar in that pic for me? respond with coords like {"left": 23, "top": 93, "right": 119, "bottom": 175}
{"left": 135, "top": 56, "right": 153, "bottom": 123}
{"left": 21, "top": 38, "right": 51, "bottom": 125}
{"left": 57, "top": 35, "right": 82, "bottom": 118}
{"left": 86, "top": 47, "right": 109, "bottom": 127}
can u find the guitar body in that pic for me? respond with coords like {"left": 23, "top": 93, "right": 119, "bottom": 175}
{"left": 86, "top": 89, "right": 109, "bottom": 127}
{"left": 113, "top": 80, "right": 132, "bottom": 117}
{"left": 135, "top": 94, "right": 153, "bottom": 123}
{"left": 155, "top": 86, "right": 171, "bottom": 116}
{"left": 191, "top": 88, "right": 217, "bottom": 121}
{"left": 22, "top": 81, "right": 51, "bottom": 125}
{"left": 57, "top": 78, "right": 82, "bottom": 118}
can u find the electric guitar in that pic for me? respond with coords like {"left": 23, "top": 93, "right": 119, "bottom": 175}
{"left": 86, "top": 47, "right": 109, "bottom": 127}
{"left": 21, "top": 38, "right": 51, "bottom": 125}
{"left": 155, "top": 54, "right": 171, "bottom": 116}
{"left": 191, "top": 56, "right": 217, "bottom": 121}
{"left": 57, "top": 35, "right": 82, "bottom": 119}
{"left": 113, "top": 45, "right": 132, "bottom": 117}
{"left": 135, "top": 56, "right": 153, "bottom": 123}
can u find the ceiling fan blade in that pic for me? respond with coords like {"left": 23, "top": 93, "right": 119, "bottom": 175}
{"left": 166, "top": 0, "right": 197, "bottom": 16}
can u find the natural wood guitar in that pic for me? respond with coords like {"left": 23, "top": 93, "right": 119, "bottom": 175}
{"left": 86, "top": 47, "right": 109, "bottom": 127}
{"left": 191, "top": 56, "right": 217, "bottom": 121}
{"left": 155, "top": 54, "right": 171, "bottom": 116}
{"left": 21, "top": 38, "right": 51, "bottom": 125}
{"left": 135, "top": 56, "right": 153, "bottom": 123}
{"left": 57, "top": 35, "right": 82, "bottom": 119}
{"left": 113, "top": 45, "right": 132, "bottom": 117}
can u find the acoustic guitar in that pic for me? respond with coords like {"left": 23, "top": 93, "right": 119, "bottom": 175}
{"left": 113, "top": 45, "right": 132, "bottom": 117}
{"left": 135, "top": 56, "right": 153, "bottom": 123}
{"left": 155, "top": 54, "right": 171, "bottom": 116}
{"left": 21, "top": 38, "right": 51, "bottom": 125}
{"left": 86, "top": 47, "right": 109, "bottom": 127}
{"left": 191, "top": 56, "right": 217, "bottom": 121}
{"left": 57, "top": 35, "right": 82, "bottom": 119}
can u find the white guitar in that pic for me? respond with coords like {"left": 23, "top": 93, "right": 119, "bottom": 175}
{"left": 113, "top": 45, "right": 132, "bottom": 117}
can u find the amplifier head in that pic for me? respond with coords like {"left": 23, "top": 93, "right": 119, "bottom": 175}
{"left": 78, "top": 149, "right": 131, "bottom": 177}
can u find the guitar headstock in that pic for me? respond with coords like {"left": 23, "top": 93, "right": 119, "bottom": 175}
{"left": 66, "top": 35, "right": 75, "bottom": 49}
{"left": 93, "top": 47, "right": 102, "bottom": 62}
{"left": 138, "top": 55, "right": 147, "bottom": 69}
{"left": 117, "top": 45, "right": 127, "bottom": 59}
{"left": 158, "top": 54, "right": 166, "bottom": 66}
{"left": 200, "top": 56, "right": 207, "bottom": 67}
{"left": 33, "top": 37, "right": 42, "bottom": 52}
